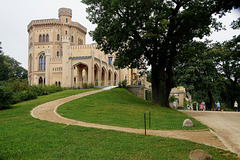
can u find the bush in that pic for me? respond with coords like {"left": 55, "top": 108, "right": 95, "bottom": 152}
{"left": 177, "top": 106, "right": 185, "bottom": 110}
{"left": 82, "top": 83, "right": 88, "bottom": 89}
{"left": 192, "top": 101, "right": 198, "bottom": 110}
{"left": 121, "top": 80, "right": 127, "bottom": 88}
{"left": 145, "top": 90, "right": 152, "bottom": 101}
{"left": 0, "top": 82, "right": 13, "bottom": 109}
{"left": 88, "top": 83, "right": 95, "bottom": 88}
{"left": 12, "top": 90, "right": 38, "bottom": 104}
{"left": 169, "top": 95, "right": 177, "bottom": 103}
{"left": 118, "top": 82, "right": 122, "bottom": 88}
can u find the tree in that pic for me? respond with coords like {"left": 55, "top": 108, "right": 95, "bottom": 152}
{"left": 174, "top": 41, "right": 221, "bottom": 109}
{"left": 0, "top": 42, "right": 28, "bottom": 81}
{"left": 213, "top": 36, "right": 240, "bottom": 108}
{"left": 82, "top": 0, "right": 240, "bottom": 107}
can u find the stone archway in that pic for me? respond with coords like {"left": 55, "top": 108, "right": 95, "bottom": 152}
{"left": 101, "top": 67, "right": 106, "bottom": 86}
{"left": 39, "top": 77, "right": 43, "bottom": 84}
{"left": 94, "top": 64, "right": 100, "bottom": 86}
{"left": 114, "top": 72, "right": 117, "bottom": 86}
{"left": 108, "top": 69, "right": 112, "bottom": 86}
{"left": 75, "top": 63, "right": 88, "bottom": 88}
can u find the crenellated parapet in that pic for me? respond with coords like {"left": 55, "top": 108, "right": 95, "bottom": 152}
{"left": 71, "top": 43, "right": 98, "bottom": 50}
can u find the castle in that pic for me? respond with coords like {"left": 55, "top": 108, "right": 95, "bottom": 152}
{"left": 27, "top": 8, "right": 146, "bottom": 88}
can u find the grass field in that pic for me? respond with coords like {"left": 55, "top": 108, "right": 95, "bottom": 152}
{"left": 0, "top": 88, "right": 238, "bottom": 159}
{"left": 58, "top": 88, "right": 207, "bottom": 130}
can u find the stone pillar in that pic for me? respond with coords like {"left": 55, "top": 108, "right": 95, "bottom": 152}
{"left": 45, "top": 49, "right": 51, "bottom": 85}
{"left": 61, "top": 35, "right": 69, "bottom": 87}
{"left": 68, "top": 59, "right": 73, "bottom": 87}
{"left": 88, "top": 48, "right": 94, "bottom": 85}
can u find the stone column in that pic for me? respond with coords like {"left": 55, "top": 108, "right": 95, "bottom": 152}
{"left": 61, "top": 35, "right": 69, "bottom": 87}
{"left": 45, "top": 49, "right": 51, "bottom": 85}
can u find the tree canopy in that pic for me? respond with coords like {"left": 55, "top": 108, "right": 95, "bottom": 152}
{"left": 0, "top": 42, "right": 27, "bottom": 81}
{"left": 82, "top": 0, "right": 240, "bottom": 107}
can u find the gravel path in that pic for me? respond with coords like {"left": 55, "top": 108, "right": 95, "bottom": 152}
{"left": 182, "top": 110, "right": 240, "bottom": 156}
{"left": 31, "top": 89, "right": 227, "bottom": 151}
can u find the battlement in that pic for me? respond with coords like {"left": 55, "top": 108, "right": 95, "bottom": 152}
{"left": 71, "top": 43, "right": 98, "bottom": 50}
{"left": 58, "top": 8, "right": 72, "bottom": 18}
{"left": 27, "top": 19, "right": 87, "bottom": 34}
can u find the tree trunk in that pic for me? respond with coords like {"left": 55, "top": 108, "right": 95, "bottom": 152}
{"left": 151, "top": 65, "right": 171, "bottom": 107}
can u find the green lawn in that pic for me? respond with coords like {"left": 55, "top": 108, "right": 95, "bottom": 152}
{"left": 58, "top": 88, "right": 207, "bottom": 130}
{"left": 0, "top": 88, "right": 238, "bottom": 159}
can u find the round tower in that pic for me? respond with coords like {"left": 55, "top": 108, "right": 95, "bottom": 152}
{"left": 58, "top": 8, "right": 72, "bottom": 24}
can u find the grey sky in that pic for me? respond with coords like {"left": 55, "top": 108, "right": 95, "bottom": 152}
{"left": 0, "top": 0, "right": 239, "bottom": 69}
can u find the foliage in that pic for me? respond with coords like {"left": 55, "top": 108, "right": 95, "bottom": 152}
{"left": 177, "top": 106, "right": 185, "bottom": 110}
{"left": 118, "top": 80, "right": 127, "bottom": 88}
{"left": 95, "top": 79, "right": 98, "bottom": 86}
{"left": 169, "top": 95, "right": 177, "bottom": 103}
{"left": 82, "top": 0, "right": 239, "bottom": 107}
{"left": 0, "top": 43, "right": 27, "bottom": 81}
{"left": 184, "top": 98, "right": 188, "bottom": 109}
{"left": 145, "top": 89, "right": 152, "bottom": 101}
{"left": 0, "top": 81, "right": 13, "bottom": 109}
{"left": 192, "top": 101, "right": 198, "bottom": 110}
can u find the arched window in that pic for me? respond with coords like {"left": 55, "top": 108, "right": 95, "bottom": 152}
{"left": 43, "top": 34, "right": 46, "bottom": 42}
{"left": 57, "top": 51, "right": 59, "bottom": 57}
{"left": 71, "top": 36, "right": 74, "bottom": 42}
{"left": 39, "top": 35, "right": 42, "bottom": 42}
{"left": 39, "top": 77, "right": 43, "bottom": 84}
{"left": 55, "top": 81, "right": 58, "bottom": 86}
{"left": 46, "top": 34, "right": 49, "bottom": 42}
{"left": 58, "top": 81, "right": 61, "bottom": 86}
{"left": 65, "top": 31, "right": 67, "bottom": 35}
{"left": 57, "top": 34, "right": 60, "bottom": 41}
{"left": 66, "top": 18, "right": 68, "bottom": 23}
{"left": 39, "top": 55, "right": 43, "bottom": 70}
{"left": 78, "top": 38, "right": 83, "bottom": 45}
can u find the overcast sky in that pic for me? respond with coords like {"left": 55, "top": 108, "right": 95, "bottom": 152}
{"left": 0, "top": 0, "right": 239, "bottom": 69}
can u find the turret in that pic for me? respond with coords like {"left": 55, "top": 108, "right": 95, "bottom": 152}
{"left": 58, "top": 8, "right": 72, "bottom": 24}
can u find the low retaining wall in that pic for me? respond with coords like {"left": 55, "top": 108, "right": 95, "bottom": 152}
{"left": 126, "top": 85, "right": 147, "bottom": 100}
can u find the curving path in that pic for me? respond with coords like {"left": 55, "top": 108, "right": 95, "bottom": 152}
{"left": 182, "top": 110, "right": 240, "bottom": 156}
{"left": 31, "top": 89, "right": 227, "bottom": 151}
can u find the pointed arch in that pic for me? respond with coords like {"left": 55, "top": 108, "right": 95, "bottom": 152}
{"left": 39, "top": 35, "right": 42, "bottom": 42}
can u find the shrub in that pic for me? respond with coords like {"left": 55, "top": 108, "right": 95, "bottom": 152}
{"left": 121, "top": 80, "right": 127, "bottom": 88}
{"left": 177, "top": 106, "right": 185, "bottom": 110}
{"left": 82, "top": 83, "right": 88, "bottom": 89}
{"left": 145, "top": 90, "right": 152, "bottom": 101}
{"left": 192, "top": 101, "right": 198, "bottom": 110}
{"left": 169, "top": 95, "right": 177, "bottom": 103}
{"left": 118, "top": 82, "right": 122, "bottom": 88}
{"left": 88, "top": 83, "right": 94, "bottom": 88}
{"left": 0, "top": 82, "right": 13, "bottom": 109}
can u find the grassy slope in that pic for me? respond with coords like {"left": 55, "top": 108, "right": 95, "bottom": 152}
{"left": 0, "top": 89, "right": 238, "bottom": 159}
{"left": 58, "top": 88, "right": 206, "bottom": 130}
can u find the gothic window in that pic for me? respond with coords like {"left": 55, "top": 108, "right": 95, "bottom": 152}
{"left": 39, "top": 77, "right": 43, "bottom": 84}
{"left": 46, "top": 34, "right": 49, "bottom": 42}
{"left": 57, "top": 51, "right": 59, "bottom": 57}
{"left": 43, "top": 34, "right": 46, "bottom": 42}
{"left": 39, "top": 55, "right": 43, "bottom": 70}
{"left": 108, "top": 57, "right": 113, "bottom": 65}
{"left": 55, "top": 81, "right": 58, "bottom": 86}
{"left": 39, "top": 35, "right": 42, "bottom": 42}
{"left": 71, "top": 36, "right": 74, "bottom": 42}
{"left": 65, "top": 31, "right": 67, "bottom": 35}
{"left": 66, "top": 18, "right": 68, "bottom": 23}
{"left": 58, "top": 81, "right": 61, "bottom": 86}
{"left": 57, "top": 34, "right": 60, "bottom": 41}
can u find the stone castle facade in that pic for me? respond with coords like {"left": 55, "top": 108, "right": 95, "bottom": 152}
{"left": 27, "top": 8, "right": 146, "bottom": 88}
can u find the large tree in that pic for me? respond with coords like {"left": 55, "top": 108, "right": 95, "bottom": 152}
{"left": 0, "top": 42, "right": 27, "bottom": 81}
{"left": 82, "top": 0, "right": 240, "bottom": 107}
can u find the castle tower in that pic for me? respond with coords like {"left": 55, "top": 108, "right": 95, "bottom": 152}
{"left": 58, "top": 8, "right": 72, "bottom": 24}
